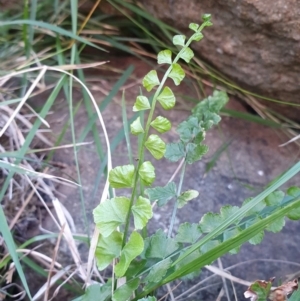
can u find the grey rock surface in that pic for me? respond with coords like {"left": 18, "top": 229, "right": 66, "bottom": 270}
{"left": 141, "top": 0, "right": 300, "bottom": 120}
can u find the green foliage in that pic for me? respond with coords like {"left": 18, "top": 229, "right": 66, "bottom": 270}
{"left": 179, "top": 47, "right": 194, "bottom": 63}
{"left": 164, "top": 142, "right": 185, "bottom": 162}
{"left": 142, "top": 70, "right": 160, "bottom": 92}
{"left": 3, "top": 5, "right": 300, "bottom": 301}
{"left": 112, "top": 279, "right": 140, "bottom": 301}
{"left": 287, "top": 207, "right": 300, "bottom": 220}
{"left": 157, "top": 87, "right": 176, "bottom": 110}
{"left": 133, "top": 96, "right": 151, "bottom": 111}
{"left": 174, "top": 249, "right": 202, "bottom": 280}
{"left": 185, "top": 143, "right": 209, "bottom": 164}
{"left": 132, "top": 197, "right": 153, "bottom": 229}
{"left": 75, "top": 282, "right": 111, "bottom": 301}
{"left": 144, "top": 258, "right": 172, "bottom": 289}
{"left": 88, "top": 14, "right": 300, "bottom": 301}
{"left": 192, "top": 32, "right": 204, "bottom": 41}
{"left": 242, "top": 197, "right": 266, "bottom": 215}
{"left": 145, "top": 182, "right": 177, "bottom": 206}
{"left": 143, "top": 229, "right": 179, "bottom": 259}
{"left": 286, "top": 187, "right": 300, "bottom": 220}
{"left": 168, "top": 63, "right": 185, "bottom": 85}
{"left": 266, "top": 216, "right": 285, "bottom": 233}
{"left": 164, "top": 90, "right": 228, "bottom": 165}
{"left": 176, "top": 116, "right": 202, "bottom": 143}
{"left": 220, "top": 205, "right": 240, "bottom": 222}
{"left": 131, "top": 117, "right": 144, "bottom": 135}
{"left": 150, "top": 116, "right": 171, "bottom": 133}
{"left": 178, "top": 190, "right": 199, "bottom": 208}
{"left": 244, "top": 279, "right": 273, "bottom": 301}
{"left": 109, "top": 165, "right": 135, "bottom": 188}
{"left": 139, "top": 161, "right": 155, "bottom": 186}
{"left": 157, "top": 49, "right": 172, "bottom": 64}
{"left": 95, "top": 232, "right": 122, "bottom": 270}
{"left": 144, "top": 135, "right": 166, "bottom": 159}
{"left": 175, "top": 223, "right": 202, "bottom": 244}
{"left": 115, "top": 231, "right": 144, "bottom": 277}
{"left": 289, "top": 286, "right": 300, "bottom": 301}
{"left": 173, "top": 34, "right": 186, "bottom": 46}
{"left": 223, "top": 228, "right": 242, "bottom": 254}
{"left": 93, "top": 197, "right": 130, "bottom": 237}
{"left": 265, "top": 190, "right": 285, "bottom": 206}
{"left": 189, "top": 23, "right": 199, "bottom": 32}
{"left": 200, "top": 212, "right": 224, "bottom": 233}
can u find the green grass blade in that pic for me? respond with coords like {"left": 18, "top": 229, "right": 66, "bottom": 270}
{"left": 221, "top": 108, "right": 281, "bottom": 128}
{"left": 68, "top": 2, "right": 89, "bottom": 235}
{"left": 96, "top": 35, "right": 145, "bottom": 59}
{"left": 78, "top": 65, "right": 134, "bottom": 142}
{"left": 22, "top": 0, "right": 29, "bottom": 52}
{"left": 0, "top": 76, "right": 65, "bottom": 201}
{"left": 205, "top": 140, "right": 232, "bottom": 173}
{"left": 0, "top": 20, "right": 106, "bottom": 51}
{"left": 107, "top": 0, "right": 167, "bottom": 47}
{"left": 21, "top": 256, "right": 83, "bottom": 294}
{"left": 0, "top": 207, "right": 32, "bottom": 299}
{"left": 0, "top": 77, "right": 65, "bottom": 299}
{"left": 53, "top": 0, "right": 59, "bottom": 12}
{"left": 0, "top": 234, "right": 60, "bottom": 269}
{"left": 46, "top": 100, "right": 82, "bottom": 163}
{"left": 0, "top": 233, "right": 90, "bottom": 269}
{"left": 134, "top": 190, "right": 300, "bottom": 299}
{"left": 55, "top": 35, "right": 71, "bottom": 103}
{"left": 0, "top": 98, "right": 22, "bottom": 106}
{"left": 91, "top": 113, "right": 139, "bottom": 203}
{"left": 28, "top": 0, "right": 37, "bottom": 44}
{"left": 108, "top": 0, "right": 176, "bottom": 37}
{"left": 174, "top": 161, "right": 300, "bottom": 266}
{"left": 163, "top": 195, "right": 300, "bottom": 283}
{"left": 76, "top": 54, "right": 104, "bottom": 163}
{"left": 70, "top": 0, "right": 78, "bottom": 34}
{"left": 289, "top": 287, "right": 300, "bottom": 301}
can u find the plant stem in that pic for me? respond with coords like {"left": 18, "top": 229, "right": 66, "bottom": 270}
{"left": 121, "top": 90, "right": 133, "bottom": 165}
{"left": 122, "top": 21, "right": 210, "bottom": 247}
{"left": 168, "top": 161, "right": 186, "bottom": 238}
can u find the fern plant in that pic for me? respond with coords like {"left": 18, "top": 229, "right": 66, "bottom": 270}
{"left": 77, "top": 15, "right": 300, "bottom": 301}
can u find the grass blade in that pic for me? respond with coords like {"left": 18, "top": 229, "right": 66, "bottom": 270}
{"left": 0, "top": 20, "right": 106, "bottom": 51}
{"left": 0, "top": 207, "right": 32, "bottom": 299}
{"left": 0, "top": 77, "right": 65, "bottom": 299}
{"left": 164, "top": 195, "right": 300, "bottom": 283}
{"left": 221, "top": 108, "right": 281, "bottom": 128}
{"left": 205, "top": 140, "right": 232, "bottom": 173}
{"left": 174, "top": 161, "right": 300, "bottom": 266}
{"left": 78, "top": 65, "right": 134, "bottom": 142}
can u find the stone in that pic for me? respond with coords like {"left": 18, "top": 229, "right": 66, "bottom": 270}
{"left": 141, "top": 0, "right": 300, "bottom": 120}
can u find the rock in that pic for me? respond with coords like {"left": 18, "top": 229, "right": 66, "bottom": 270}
{"left": 141, "top": 0, "right": 300, "bottom": 120}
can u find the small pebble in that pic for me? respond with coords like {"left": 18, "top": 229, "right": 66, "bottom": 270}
{"left": 153, "top": 213, "right": 161, "bottom": 220}
{"left": 257, "top": 170, "right": 264, "bottom": 176}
